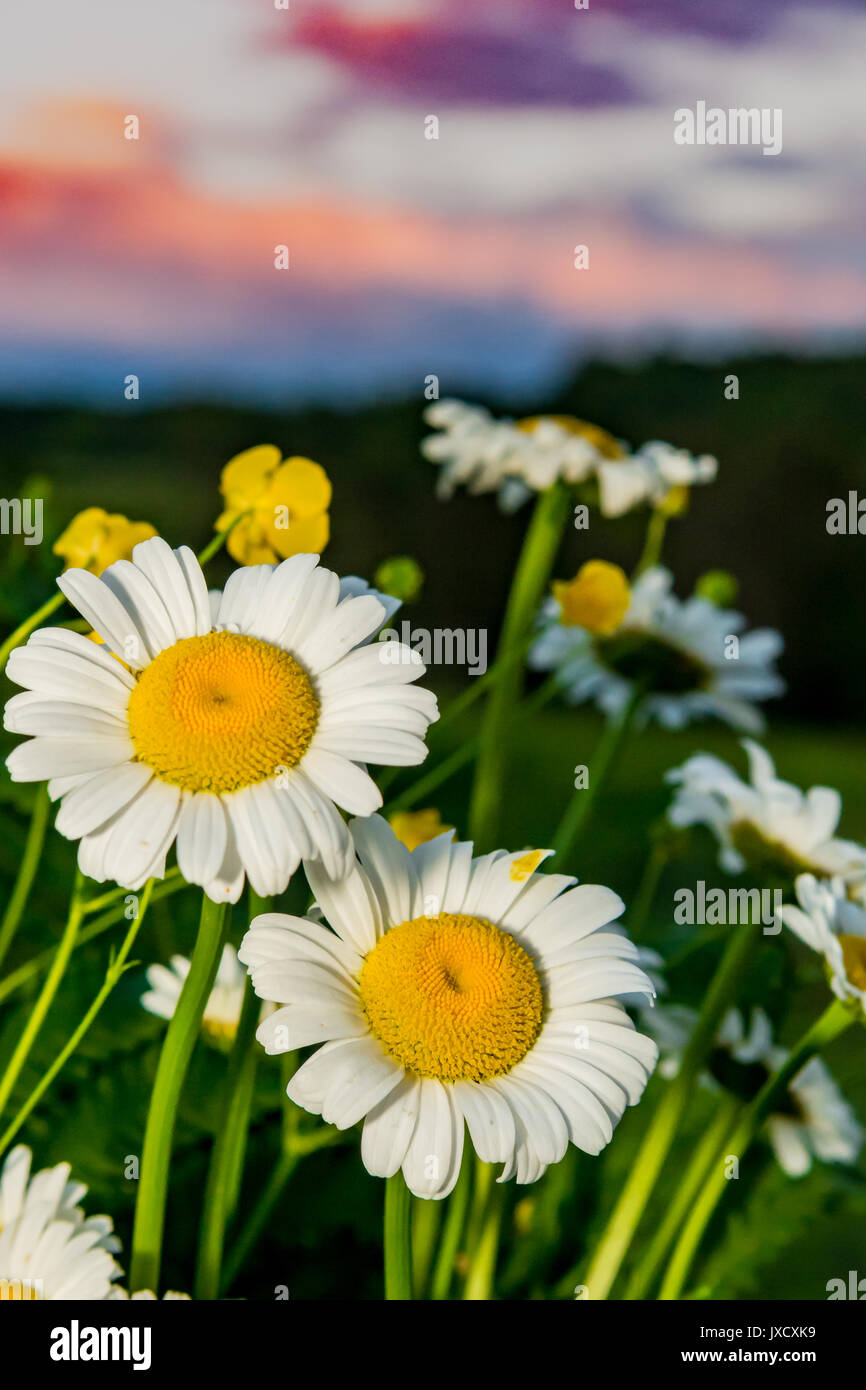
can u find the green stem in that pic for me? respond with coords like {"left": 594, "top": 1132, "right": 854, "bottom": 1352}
{"left": 384, "top": 1174, "right": 413, "bottom": 1300}
{"left": 633, "top": 509, "right": 668, "bottom": 578}
{"left": 383, "top": 676, "right": 560, "bottom": 820}
{"left": 0, "top": 872, "right": 186, "bottom": 1009}
{"left": 623, "top": 1092, "right": 739, "bottom": 1300}
{"left": 195, "top": 888, "right": 269, "bottom": 1299}
{"left": 0, "top": 882, "right": 154, "bottom": 1159}
{"left": 0, "top": 589, "right": 66, "bottom": 675}
{"left": 549, "top": 684, "right": 644, "bottom": 869}
{"left": 220, "top": 1127, "right": 340, "bottom": 1293}
{"left": 0, "top": 871, "right": 86, "bottom": 1119}
{"left": 468, "top": 481, "right": 572, "bottom": 849}
{"left": 197, "top": 516, "right": 245, "bottom": 567}
{"left": 580, "top": 919, "right": 756, "bottom": 1300}
{"left": 659, "top": 998, "right": 854, "bottom": 1300}
{"left": 0, "top": 786, "right": 50, "bottom": 972}
{"left": 625, "top": 841, "right": 671, "bottom": 943}
{"left": 463, "top": 1174, "right": 506, "bottom": 1300}
{"left": 411, "top": 1196, "right": 443, "bottom": 1297}
{"left": 430, "top": 1157, "right": 473, "bottom": 1300}
{"left": 194, "top": 972, "right": 262, "bottom": 1299}
{"left": 129, "top": 894, "right": 229, "bottom": 1294}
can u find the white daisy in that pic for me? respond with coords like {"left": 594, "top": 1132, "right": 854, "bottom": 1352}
{"left": 712, "top": 1009, "right": 862, "bottom": 1177}
{"left": 238, "top": 815, "right": 657, "bottom": 1199}
{"left": 780, "top": 874, "right": 866, "bottom": 1017}
{"left": 0, "top": 1145, "right": 122, "bottom": 1300}
{"left": 421, "top": 400, "right": 716, "bottom": 516}
{"left": 596, "top": 440, "right": 716, "bottom": 519}
{"left": 530, "top": 566, "right": 783, "bottom": 733}
{"left": 667, "top": 741, "right": 866, "bottom": 885}
{"left": 637, "top": 1006, "right": 863, "bottom": 1176}
{"left": 108, "top": 1288, "right": 190, "bottom": 1299}
{"left": 4, "top": 539, "right": 437, "bottom": 903}
{"left": 141, "top": 942, "right": 253, "bottom": 1046}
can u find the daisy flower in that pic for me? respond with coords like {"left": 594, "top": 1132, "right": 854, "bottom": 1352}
{"left": 0, "top": 1146, "right": 121, "bottom": 1300}
{"left": 421, "top": 401, "right": 623, "bottom": 504}
{"left": 780, "top": 874, "right": 866, "bottom": 1017}
{"left": 637, "top": 1006, "right": 863, "bottom": 1176}
{"left": 109, "top": 1289, "right": 190, "bottom": 1300}
{"left": 216, "top": 445, "right": 331, "bottom": 566}
{"left": 595, "top": 440, "right": 716, "bottom": 519}
{"left": 4, "top": 538, "right": 437, "bottom": 903}
{"left": 421, "top": 400, "right": 716, "bottom": 517}
{"left": 142, "top": 943, "right": 251, "bottom": 1046}
{"left": 530, "top": 565, "right": 783, "bottom": 733}
{"left": 238, "top": 816, "right": 657, "bottom": 1199}
{"left": 667, "top": 741, "right": 866, "bottom": 886}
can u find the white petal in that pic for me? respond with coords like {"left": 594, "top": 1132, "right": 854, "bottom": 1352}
{"left": 361, "top": 1076, "right": 422, "bottom": 1179}
{"left": 175, "top": 793, "right": 228, "bottom": 886}
{"left": 56, "top": 569, "right": 149, "bottom": 669}
{"left": 401, "top": 1080, "right": 463, "bottom": 1199}
{"left": 55, "top": 762, "right": 154, "bottom": 839}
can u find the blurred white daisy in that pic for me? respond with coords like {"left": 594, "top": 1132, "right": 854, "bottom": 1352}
{"left": 530, "top": 565, "right": 783, "bottom": 733}
{"left": 4, "top": 539, "right": 437, "bottom": 903}
{"left": 422, "top": 400, "right": 716, "bottom": 517}
{"left": 596, "top": 440, "right": 717, "bottom": 519}
{"left": 637, "top": 1006, "right": 863, "bottom": 1176}
{"left": 239, "top": 815, "right": 657, "bottom": 1199}
{"left": 108, "top": 1288, "right": 190, "bottom": 1300}
{"left": 0, "top": 1145, "right": 121, "bottom": 1300}
{"left": 781, "top": 874, "right": 866, "bottom": 1017}
{"left": 141, "top": 942, "right": 251, "bottom": 1046}
{"left": 667, "top": 742, "right": 866, "bottom": 885}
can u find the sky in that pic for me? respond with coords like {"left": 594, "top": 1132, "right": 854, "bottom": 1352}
{"left": 0, "top": 0, "right": 865, "bottom": 406}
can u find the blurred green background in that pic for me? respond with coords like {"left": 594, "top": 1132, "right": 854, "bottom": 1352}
{"left": 1, "top": 351, "right": 865, "bottom": 1299}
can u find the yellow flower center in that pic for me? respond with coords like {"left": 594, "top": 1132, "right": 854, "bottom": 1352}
{"left": 553, "top": 560, "right": 630, "bottom": 635}
{"left": 729, "top": 822, "right": 816, "bottom": 880}
{"left": 359, "top": 913, "right": 544, "bottom": 1083}
{"left": 516, "top": 415, "right": 625, "bottom": 460}
{"left": 840, "top": 935, "right": 866, "bottom": 992}
{"left": 127, "top": 631, "right": 319, "bottom": 794}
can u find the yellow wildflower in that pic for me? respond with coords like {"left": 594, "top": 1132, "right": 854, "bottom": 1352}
{"left": 53, "top": 508, "right": 157, "bottom": 575}
{"left": 217, "top": 445, "right": 331, "bottom": 566}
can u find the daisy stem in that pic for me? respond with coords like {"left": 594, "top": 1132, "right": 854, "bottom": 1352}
{"left": 633, "top": 509, "right": 668, "bottom": 578}
{"left": 430, "top": 1156, "right": 473, "bottom": 1300}
{"left": 0, "top": 869, "right": 86, "bottom": 1120}
{"left": 0, "top": 872, "right": 185, "bottom": 1009}
{"left": 194, "top": 890, "right": 267, "bottom": 1301}
{"left": 384, "top": 1174, "right": 413, "bottom": 1300}
{"left": 549, "top": 683, "right": 644, "bottom": 869}
{"left": 580, "top": 918, "right": 756, "bottom": 1300}
{"left": 0, "top": 785, "right": 50, "bottom": 973}
{"left": 463, "top": 1170, "right": 506, "bottom": 1300}
{"left": 0, "top": 881, "right": 154, "bottom": 1161}
{"left": 383, "top": 676, "right": 560, "bottom": 818}
{"left": 658, "top": 997, "right": 854, "bottom": 1300}
{"left": 411, "top": 1196, "right": 443, "bottom": 1296}
{"left": 194, "top": 970, "right": 262, "bottom": 1299}
{"left": 622, "top": 1092, "right": 739, "bottom": 1300}
{"left": 0, "top": 588, "right": 66, "bottom": 676}
{"left": 624, "top": 840, "right": 671, "bottom": 942}
{"left": 130, "top": 893, "right": 230, "bottom": 1294}
{"left": 468, "top": 480, "right": 572, "bottom": 850}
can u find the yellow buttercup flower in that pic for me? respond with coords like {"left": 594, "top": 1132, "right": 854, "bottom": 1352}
{"left": 53, "top": 508, "right": 157, "bottom": 576}
{"left": 217, "top": 445, "right": 331, "bottom": 566}
{"left": 389, "top": 808, "right": 454, "bottom": 853}
{"left": 552, "top": 560, "right": 630, "bottom": 636}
